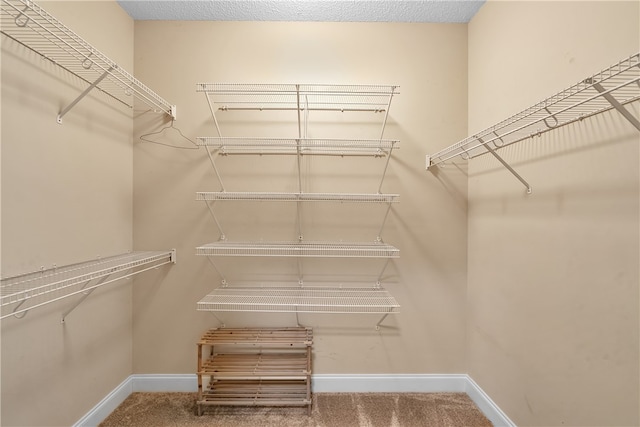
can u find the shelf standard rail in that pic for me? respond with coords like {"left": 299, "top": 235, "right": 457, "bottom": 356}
{"left": 426, "top": 52, "right": 640, "bottom": 192}
{"left": 0, "top": 0, "right": 176, "bottom": 123}
{"left": 0, "top": 250, "right": 176, "bottom": 321}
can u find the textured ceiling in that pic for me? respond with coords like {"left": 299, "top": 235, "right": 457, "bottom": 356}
{"left": 117, "top": 1, "right": 485, "bottom": 23}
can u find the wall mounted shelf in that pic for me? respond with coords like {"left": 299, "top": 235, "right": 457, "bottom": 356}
{"left": 197, "top": 191, "right": 399, "bottom": 203}
{"left": 196, "top": 137, "right": 398, "bottom": 157}
{"left": 198, "top": 286, "right": 399, "bottom": 326}
{"left": 426, "top": 52, "right": 640, "bottom": 193}
{"left": 197, "top": 83, "right": 398, "bottom": 113}
{"left": 0, "top": 0, "right": 176, "bottom": 123}
{"left": 0, "top": 250, "right": 176, "bottom": 321}
{"left": 196, "top": 242, "right": 399, "bottom": 258}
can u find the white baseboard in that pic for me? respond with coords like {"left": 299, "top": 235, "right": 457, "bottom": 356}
{"left": 74, "top": 373, "right": 515, "bottom": 427}
{"left": 73, "top": 377, "right": 133, "bottom": 427}
{"left": 465, "top": 376, "right": 516, "bottom": 427}
{"left": 312, "top": 373, "right": 468, "bottom": 393}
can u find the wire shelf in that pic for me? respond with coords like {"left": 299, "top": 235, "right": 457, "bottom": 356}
{"left": 0, "top": 0, "right": 175, "bottom": 120}
{"left": 0, "top": 250, "right": 176, "bottom": 320}
{"left": 196, "top": 242, "right": 400, "bottom": 258}
{"left": 196, "top": 137, "right": 398, "bottom": 156}
{"left": 197, "top": 191, "right": 399, "bottom": 203}
{"left": 197, "top": 286, "right": 400, "bottom": 314}
{"left": 197, "top": 83, "right": 399, "bottom": 112}
{"left": 428, "top": 53, "right": 640, "bottom": 166}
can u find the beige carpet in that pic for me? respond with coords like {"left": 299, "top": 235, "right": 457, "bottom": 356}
{"left": 99, "top": 392, "right": 493, "bottom": 427}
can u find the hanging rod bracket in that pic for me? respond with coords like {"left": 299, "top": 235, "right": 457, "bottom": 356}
{"left": 591, "top": 82, "right": 640, "bottom": 131}
{"left": 478, "top": 137, "right": 532, "bottom": 194}
{"left": 57, "top": 67, "right": 113, "bottom": 124}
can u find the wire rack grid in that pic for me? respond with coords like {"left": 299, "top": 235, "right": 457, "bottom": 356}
{"left": 197, "top": 286, "right": 400, "bottom": 314}
{"left": 196, "top": 241, "right": 400, "bottom": 258}
{"left": 197, "top": 83, "right": 399, "bottom": 113}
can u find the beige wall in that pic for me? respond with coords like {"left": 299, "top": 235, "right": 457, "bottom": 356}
{"left": 4, "top": 2, "right": 637, "bottom": 426}
{"left": 467, "top": 1, "right": 639, "bottom": 426}
{"left": 1, "top": 2, "right": 135, "bottom": 425}
{"left": 131, "top": 21, "right": 469, "bottom": 375}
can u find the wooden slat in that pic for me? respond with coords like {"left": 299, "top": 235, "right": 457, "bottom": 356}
{"left": 200, "top": 380, "right": 310, "bottom": 406}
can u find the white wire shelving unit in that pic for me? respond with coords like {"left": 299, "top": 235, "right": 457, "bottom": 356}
{"left": 426, "top": 52, "right": 640, "bottom": 193}
{"left": 0, "top": 0, "right": 176, "bottom": 123}
{"left": 195, "top": 83, "right": 401, "bottom": 327}
{"left": 0, "top": 250, "right": 176, "bottom": 321}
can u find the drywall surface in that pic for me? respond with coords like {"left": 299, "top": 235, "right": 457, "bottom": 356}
{"left": 467, "top": 1, "right": 639, "bottom": 426}
{"left": 132, "top": 21, "right": 468, "bottom": 375}
{"left": 1, "top": 2, "right": 135, "bottom": 425}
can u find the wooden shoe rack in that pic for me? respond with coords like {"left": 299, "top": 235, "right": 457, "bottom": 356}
{"left": 196, "top": 327, "right": 313, "bottom": 415}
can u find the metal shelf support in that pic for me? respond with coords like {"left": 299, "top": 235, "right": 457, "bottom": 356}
{"left": 57, "top": 67, "right": 112, "bottom": 124}
{"left": 479, "top": 136, "right": 532, "bottom": 194}
{"left": 591, "top": 80, "right": 640, "bottom": 131}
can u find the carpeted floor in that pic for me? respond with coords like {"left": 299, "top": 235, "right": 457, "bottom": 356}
{"left": 99, "top": 392, "right": 493, "bottom": 427}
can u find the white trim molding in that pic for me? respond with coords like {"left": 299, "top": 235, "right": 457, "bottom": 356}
{"left": 311, "top": 373, "right": 468, "bottom": 393}
{"left": 465, "top": 376, "right": 516, "bottom": 427}
{"left": 74, "top": 373, "right": 515, "bottom": 427}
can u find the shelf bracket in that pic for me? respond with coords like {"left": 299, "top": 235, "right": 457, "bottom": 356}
{"left": 204, "top": 200, "right": 226, "bottom": 241}
{"left": 591, "top": 81, "right": 640, "bottom": 131}
{"left": 478, "top": 137, "right": 532, "bottom": 194}
{"left": 375, "top": 201, "right": 394, "bottom": 243}
{"left": 61, "top": 274, "right": 111, "bottom": 323}
{"left": 205, "top": 257, "right": 228, "bottom": 286}
{"left": 57, "top": 67, "right": 113, "bottom": 124}
{"left": 375, "top": 310, "right": 393, "bottom": 330}
{"left": 377, "top": 141, "right": 396, "bottom": 193}
{"left": 379, "top": 86, "right": 396, "bottom": 139}
{"left": 376, "top": 258, "right": 392, "bottom": 286}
